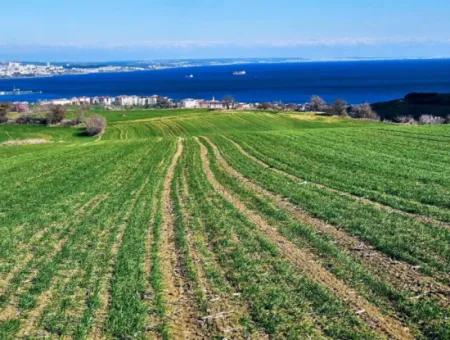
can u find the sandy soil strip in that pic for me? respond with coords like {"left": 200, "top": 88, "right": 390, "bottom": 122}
{"left": 16, "top": 269, "right": 78, "bottom": 338}
{"left": 179, "top": 173, "right": 267, "bottom": 339}
{"left": 1, "top": 138, "right": 49, "bottom": 146}
{"left": 143, "top": 197, "right": 163, "bottom": 339}
{"left": 143, "top": 159, "right": 167, "bottom": 339}
{"left": 0, "top": 195, "right": 108, "bottom": 301}
{"left": 89, "top": 177, "right": 151, "bottom": 339}
{"left": 197, "top": 138, "right": 413, "bottom": 340}
{"left": 0, "top": 228, "right": 47, "bottom": 296}
{"left": 0, "top": 233, "right": 75, "bottom": 323}
{"left": 159, "top": 139, "right": 204, "bottom": 339}
{"left": 0, "top": 193, "right": 104, "bottom": 292}
{"left": 9, "top": 194, "right": 112, "bottom": 336}
{"left": 223, "top": 136, "right": 450, "bottom": 230}
{"left": 204, "top": 137, "right": 450, "bottom": 306}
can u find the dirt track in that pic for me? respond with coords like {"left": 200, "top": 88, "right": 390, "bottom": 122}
{"left": 160, "top": 139, "right": 204, "bottom": 339}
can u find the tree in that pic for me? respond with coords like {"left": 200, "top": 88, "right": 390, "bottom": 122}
{"left": 84, "top": 115, "right": 107, "bottom": 136}
{"left": 73, "top": 107, "right": 87, "bottom": 125}
{"left": 310, "top": 96, "right": 327, "bottom": 112}
{"left": 257, "top": 102, "right": 273, "bottom": 110}
{"left": 330, "top": 99, "right": 348, "bottom": 116}
{"left": 418, "top": 114, "right": 445, "bottom": 125}
{"left": 351, "top": 103, "right": 379, "bottom": 120}
{"left": 156, "top": 97, "right": 172, "bottom": 109}
{"left": 15, "top": 103, "right": 29, "bottom": 113}
{"left": 47, "top": 105, "right": 66, "bottom": 124}
{"left": 222, "top": 95, "right": 235, "bottom": 109}
{"left": 0, "top": 103, "right": 10, "bottom": 123}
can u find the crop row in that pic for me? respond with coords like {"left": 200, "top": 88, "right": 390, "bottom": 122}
{"left": 201, "top": 137, "right": 449, "bottom": 338}
{"left": 229, "top": 131, "right": 450, "bottom": 222}
{"left": 209, "top": 135, "right": 450, "bottom": 281}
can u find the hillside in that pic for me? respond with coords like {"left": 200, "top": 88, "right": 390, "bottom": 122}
{"left": 0, "top": 109, "right": 449, "bottom": 339}
{"left": 372, "top": 92, "right": 450, "bottom": 120}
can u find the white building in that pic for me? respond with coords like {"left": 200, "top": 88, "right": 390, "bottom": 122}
{"left": 235, "top": 103, "right": 254, "bottom": 110}
{"left": 99, "top": 97, "right": 113, "bottom": 106}
{"left": 77, "top": 97, "right": 91, "bottom": 105}
{"left": 180, "top": 98, "right": 202, "bottom": 108}
{"left": 114, "top": 95, "right": 139, "bottom": 107}
{"left": 208, "top": 97, "right": 225, "bottom": 109}
{"left": 49, "top": 99, "right": 72, "bottom": 106}
{"left": 146, "top": 95, "right": 159, "bottom": 106}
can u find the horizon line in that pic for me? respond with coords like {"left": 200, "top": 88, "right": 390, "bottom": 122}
{"left": 3, "top": 56, "right": 450, "bottom": 64}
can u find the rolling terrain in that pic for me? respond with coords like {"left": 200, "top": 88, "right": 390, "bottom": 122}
{"left": 0, "top": 109, "right": 449, "bottom": 339}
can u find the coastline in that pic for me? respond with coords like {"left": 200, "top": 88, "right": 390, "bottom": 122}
{"left": 2, "top": 59, "right": 450, "bottom": 104}
{"left": 2, "top": 57, "right": 450, "bottom": 81}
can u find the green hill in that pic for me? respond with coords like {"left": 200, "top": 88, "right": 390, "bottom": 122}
{"left": 1, "top": 109, "right": 449, "bottom": 339}
{"left": 372, "top": 92, "right": 450, "bottom": 120}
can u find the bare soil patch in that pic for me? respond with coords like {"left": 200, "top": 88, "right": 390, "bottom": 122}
{"left": 1, "top": 138, "right": 49, "bottom": 146}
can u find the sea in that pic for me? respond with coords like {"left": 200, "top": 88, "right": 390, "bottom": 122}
{"left": 1, "top": 59, "right": 450, "bottom": 104}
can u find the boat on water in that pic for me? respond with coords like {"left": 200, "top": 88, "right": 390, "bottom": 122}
{"left": 185, "top": 74, "right": 194, "bottom": 79}
{"left": 232, "top": 70, "right": 246, "bottom": 76}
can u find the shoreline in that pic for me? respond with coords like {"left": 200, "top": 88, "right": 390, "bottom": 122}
{"left": 2, "top": 57, "right": 450, "bottom": 81}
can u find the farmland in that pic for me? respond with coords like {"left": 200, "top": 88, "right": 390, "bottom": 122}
{"left": 0, "top": 109, "right": 449, "bottom": 339}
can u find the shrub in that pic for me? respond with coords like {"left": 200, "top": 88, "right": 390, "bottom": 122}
{"left": 329, "top": 99, "right": 348, "bottom": 116}
{"left": 0, "top": 112, "right": 7, "bottom": 124}
{"left": 61, "top": 119, "right": 78, "bottom": 127}
{"left": 46, "top": 105, "right": 66, "bottom": 124}
{"left": 222, "top": 95, "right": 235, "bottom": 109}
{"left": 84, "top": 115, "right": 107, "bottom": 136}
{"left": 418, "top": 114, "right": 445, "bottom": 125}
{"left": 15, "top": 103, "right": 29, "bottom": 113}
{"left": 257, "top": 102, "right": 275, "bottom": 110}
{"left": 351, "top": 103, "right": 379, "bottom": 120}
{"left": 310, "top": 95, "right": 327, "bottom": 112}
{"left": 15, "top": 114, "right": 47, "bottom": 125}
{"left": 0, "top": 103, "right": 10, "bottom": 123}
{"left": 73, "top": 109, "right": 86, "bottom": 125}
{"left": 395, "top": 115, "right": 416, "bottom": 124}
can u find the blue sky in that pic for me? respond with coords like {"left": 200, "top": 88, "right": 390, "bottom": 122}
{"left": 1, "top": 0, "right": 450, "bottom": 61}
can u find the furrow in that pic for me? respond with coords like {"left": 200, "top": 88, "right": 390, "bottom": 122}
{"left": 203, "top": 137, "right": 450, "bottom": 306}
{"left": 179, "top": 171, "right": 263, "bottom": 339}
{"left": 16, "top": 269, "right": 78, "bottom": 338}
{"left": 197, "top": 138, "right": 413, "bottom": 340}
{"left": 160, "top": 139, "right": 202, "bottom": 338}
{"left": 88, "top": 175, "right": 151, "bottom": 339}
{"left": 223, "top": 135, "right": 450, "bottom": 230}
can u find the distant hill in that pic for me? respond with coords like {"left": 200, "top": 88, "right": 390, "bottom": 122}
{"left": 372, "top": 93, "right": 450, "bottom": 120}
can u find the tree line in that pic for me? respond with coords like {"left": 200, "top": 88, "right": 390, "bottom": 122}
{"left": 0, "top": 104, "right": 106, "bottom": 136}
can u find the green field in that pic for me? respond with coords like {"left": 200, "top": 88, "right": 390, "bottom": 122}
{"left": 0, "top": 109, "right": 449, "bottom": 339}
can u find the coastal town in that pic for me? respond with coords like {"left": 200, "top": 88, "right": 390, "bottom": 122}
{"left": 17, "top": 94, "right": 309, "bottom": 111}
{"left": 0, "top": 62, "right": 149, "bottom": 78}
{"left": 0, "top": 59, "right": 302, "bottom": 78}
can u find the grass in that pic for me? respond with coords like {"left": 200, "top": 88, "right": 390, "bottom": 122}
{"left": 0, "top": 108, "right": 448, "bottom": 338}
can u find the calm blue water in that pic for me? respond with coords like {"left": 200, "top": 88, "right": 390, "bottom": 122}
{"left": 1, "top": 59, "right": 450, "bottom": 104}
